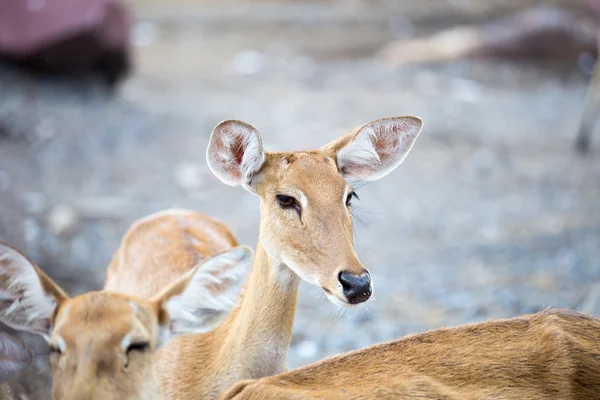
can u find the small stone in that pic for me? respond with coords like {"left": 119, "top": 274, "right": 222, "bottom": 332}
{"left": 174, "top": 163, "right": 204, "bottom": 191}
{"left": 578, "top": 52, "right": 596, "bottom": 76}
{"left": 48, "top": 205, "right": 78, "bottom": 236}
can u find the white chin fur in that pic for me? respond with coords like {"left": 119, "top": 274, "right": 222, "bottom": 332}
{"left": 324, "top": 291, "right": 354, "bottom": 308}
{"left": 279, "top": 256, "right": 319, "bottom": 286}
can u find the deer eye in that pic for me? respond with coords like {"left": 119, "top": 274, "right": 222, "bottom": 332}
{"left": 126, "top": 342, "right": 150, "bottom": 354}
{"left": 346, "top": 191, "right": 358, "bottom": 207}
{"left": 276, "top": 195, "right": 296, "bottom": 209}
{"left": 49, "top": 345, "right": 62, "bottom": 355}
{"left": 276, "top": 194, "right": 302, "bottom": 217}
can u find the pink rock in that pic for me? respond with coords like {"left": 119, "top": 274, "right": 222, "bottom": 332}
{"left": 0, "top": 0, "right": 132, "bottom": 85}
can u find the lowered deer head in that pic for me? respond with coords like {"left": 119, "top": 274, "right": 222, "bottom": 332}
{"left": 0, "top": 241, "right": 251, "bottom": 400}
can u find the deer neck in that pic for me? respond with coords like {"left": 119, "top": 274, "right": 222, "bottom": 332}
{"left": 219, "top": 236, "right": 300, "bottom": 380}
{"left": 138, "top": 371, "right": 164, "bottom": 400}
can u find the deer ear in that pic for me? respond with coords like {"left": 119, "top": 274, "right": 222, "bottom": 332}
{"left": 0, "top": 332, "right": 33, "bottom": 383}
{"left": 0, "top": 242, "right": 69, "bottom": 336}
{"left": 206, "top": 120, "right": 265, "bottom": 189}
{"left": 322, "top": 116, "right": 423, "bottom": 181}
{"left": 153, "top": 246, "right": 252, "bottom": 348}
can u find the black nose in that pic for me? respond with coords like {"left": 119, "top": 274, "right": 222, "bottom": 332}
{"left": 338, "top": 271, "right": 372, "bottom": 304}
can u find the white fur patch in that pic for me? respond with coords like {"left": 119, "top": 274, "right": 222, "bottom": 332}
{"left": 0, "top": 247, "right": 57, "bottom": 334}
{"left": 55, "top": 336, "right": 66, "bottom": 353}
{"left": 337, "top": 117, "right": 422, "bottom": 181}
{"left": 253, "top": 331, "right": 289, "bottom": 378}
{"left": 295, "top": 190, "right": 308, "bottom": 209}
{"left": 120, "top": 334, "right": 132, "bottom": 351}
{"left": 337, "top": 126, "right": 380, "bottom": 173}
{"left": 164, "top": 246, "right": 252, "bottom": 335}
{"left": 239, "top": 128, "right": 265, "bottom": 183}
{"left": 324, "top": 291, "right": 353, "bottom": 309}
{"left": 279, "top": 255, "right": 318, "bottom": 287}
{"left": 155, "top": 324, "right": 171, "bottom": 350}
{"left": 273, "top": 264, "right": 299, "bottom": 289}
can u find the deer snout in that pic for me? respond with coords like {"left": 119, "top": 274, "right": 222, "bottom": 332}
{"left": 338, "top": 270, "right": 372, "bottom": 304}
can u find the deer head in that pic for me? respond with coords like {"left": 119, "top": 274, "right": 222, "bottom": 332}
{"left": 207, "top": 116, "right": 422, "bottom": 306}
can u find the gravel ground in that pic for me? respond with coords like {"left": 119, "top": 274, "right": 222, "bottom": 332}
{"left": 0, "top": 1, "right": 599, "bottom": 397}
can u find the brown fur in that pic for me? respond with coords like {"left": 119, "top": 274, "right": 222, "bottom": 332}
{"left": 222, "top": 309, "right": 600, "bottom": 400}
{"left": 49, "top": 292, "right": 164, "bottom": 400}
{"left": 105, "top": 209, "right": 238, "bottom": 298}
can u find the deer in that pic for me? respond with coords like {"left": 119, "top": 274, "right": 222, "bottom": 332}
{"left": 114, "top": 116, "right": 422, "bottom": 399}
{"left": 0, "top": 331, "right": 33, "bottom": 400}
{"left": 0, "top": 227, "right": 251, "bottom": 400}
{"left": 222, "top": 308, "right": 600, "bottom": 399}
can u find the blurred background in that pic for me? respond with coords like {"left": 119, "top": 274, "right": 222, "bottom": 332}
{"left": 1, "top": 0, "right": 599, "bottom": 397}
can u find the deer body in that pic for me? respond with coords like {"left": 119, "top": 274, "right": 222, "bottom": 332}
{"left": 105, "top": 209, "right": 239, "bottom": 299}
{"left": 223, "top": 309, "right": 600, "bottom": 400}
{"left": 146, "top": 116, "right": 423, "bottom": 399}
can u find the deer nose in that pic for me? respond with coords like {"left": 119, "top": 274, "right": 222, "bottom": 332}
{"left": 338, "top": 270, "right": 372, "bottom": 304}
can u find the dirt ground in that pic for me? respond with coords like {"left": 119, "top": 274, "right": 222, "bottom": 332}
{"left": 0, "top": 0, "right": 599, "bottom": 397}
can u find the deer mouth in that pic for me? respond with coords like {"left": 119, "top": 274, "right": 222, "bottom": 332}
{"left": 321, "top": 287, "right": 354, "bottom": 308}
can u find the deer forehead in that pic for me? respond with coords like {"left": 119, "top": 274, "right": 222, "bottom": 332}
{"left": 53, "top": 294, "right": 155, "bottom": 346}
{"left": 271, "top": 152, "right": 348, "bottom": 199}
